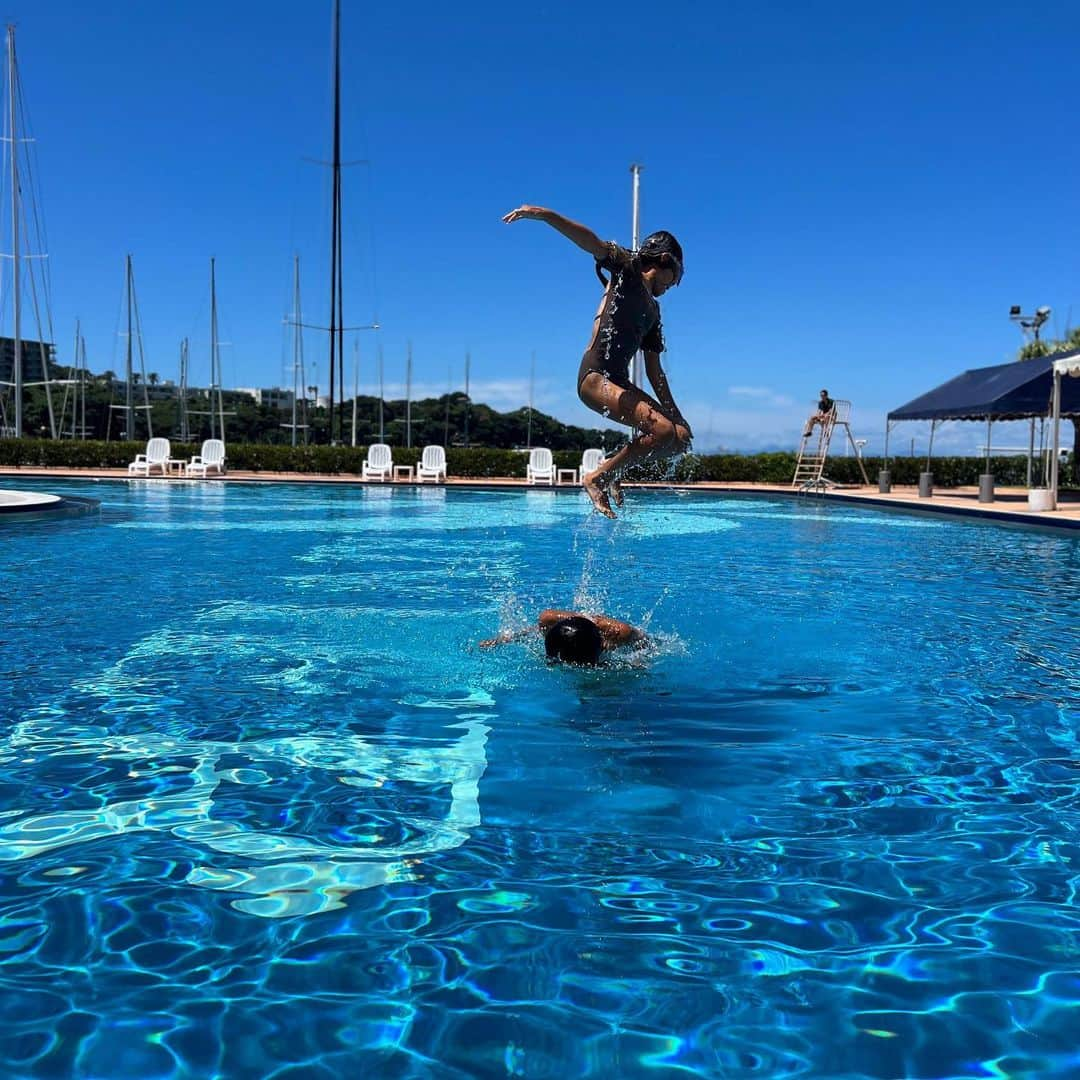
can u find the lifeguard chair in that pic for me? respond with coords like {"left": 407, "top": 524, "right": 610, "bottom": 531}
{"left": 792, "top": 399, "right": 870, "bottom": 492}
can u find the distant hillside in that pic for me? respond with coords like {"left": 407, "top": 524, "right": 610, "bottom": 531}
{"left": 4, "top": 365, "right": 624, "bottom": 449}
{"left": 358, "top": 392, "right": 622, "bottom": 452}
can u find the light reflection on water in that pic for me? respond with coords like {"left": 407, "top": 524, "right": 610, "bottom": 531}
{"left": 0, "top": 479, "right": 1078, "bottom": 1078}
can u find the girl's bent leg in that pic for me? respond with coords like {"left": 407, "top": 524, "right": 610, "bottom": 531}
{"left": 577, "top": 372, "right": 684, "bottom": 516}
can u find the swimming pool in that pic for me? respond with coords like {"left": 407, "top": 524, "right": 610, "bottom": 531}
{"left": 1, "top": 479, "right": 1078, "bottom": 1078}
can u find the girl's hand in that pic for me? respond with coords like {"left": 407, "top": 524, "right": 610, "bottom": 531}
{"left": 502, "top": 205, "right": 548, "bottom": 224}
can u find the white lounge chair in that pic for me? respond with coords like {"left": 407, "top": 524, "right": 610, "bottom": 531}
{"left": 362, "top": 442, "right": 393, "bottom": 482}
{"left": 187, "top": 438, "right": 226, "bottom": 477}
{"left": 128, "top": 437, "right": 171, "bottom": 477}
{"left": 526, "top": 447, "right": 555, "bottom": 485}
{"left": 579, "top": 447, "right": 605, "bottom": 484}
{"left": 417, "top": 445, "right": 447, "bottom": 483}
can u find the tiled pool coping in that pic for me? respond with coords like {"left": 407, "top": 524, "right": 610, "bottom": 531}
{"left": 1, "top": 467, "right": 1078, "bottom": 532}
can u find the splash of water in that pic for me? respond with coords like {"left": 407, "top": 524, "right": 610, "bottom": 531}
{"left": 571, "top": 545, "right": 609, "bottom": 613}
{"left": 638, "top": 584, "right": 671, "bottom": 633}
{"left": 495, "top": 589, "right": 530, "bottom": 639}
{"left": 602, "top": 629, "right": 687, "bottom": 671}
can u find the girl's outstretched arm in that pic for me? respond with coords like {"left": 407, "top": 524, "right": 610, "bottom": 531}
{"left": 502, "top": 206, "right": 607, "bottom": 259}
{"left": 643, "top": 351, "right": 692, "bottom": 434}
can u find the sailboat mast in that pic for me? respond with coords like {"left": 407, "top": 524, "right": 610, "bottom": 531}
{"left": 444, "top": 362, "right": 451, "bottom": 446}
{"left": 69, "top": 317, "right": 79, "bottom": 437}
{"left": 70, "top": 317, "right": 80, "bottom": 437}
{"left": 527, "top": 350, "right": 535, "bottom": 449}
{"left": 125, "top": 255, "right": 134, "bottom": 440}
{"left": 210, "top": 256, "right": 223, "bottom": 441}
{"left": 406, "top": 341, "right": 412, "bottom": 448}
{"left": 351, "top": 337, "right": 359, "bottom": 447}
{"left": 463, "top": 351, "right": 470, "bottom": 447}
{"left": 630, "top": 163, "right": 643, "bottom": 388}
{"left": 298, "top": 258, "right": 309, "bottom": 445}
{"left": 80, "top": 334, "right": 87, "bottom": 439}
{"left": 179, "top": 337, "right": 189, "bottom": 442}
{"left": 377, "top": 343, "right": 384, "bottom": 443}
{"left": 327, "top": 0, "right": 343, "bottom": 444}
{"left": 8, "top": 26, "right": 21, "bottom": 438}
{"left": 291, "top": 255, "right": 300, "bottom": 447}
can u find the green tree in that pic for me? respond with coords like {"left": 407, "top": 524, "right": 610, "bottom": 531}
{"left": 1017, "top": 339, "right": 1051, "bottom": 360}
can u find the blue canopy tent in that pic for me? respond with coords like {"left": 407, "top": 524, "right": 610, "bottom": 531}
{"left": 886, "top": 352, "right": 1080, "bottom": 486}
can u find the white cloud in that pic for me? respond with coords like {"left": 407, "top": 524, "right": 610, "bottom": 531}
{"left": 727, "top": 386, "right": 796, "bottom": 408}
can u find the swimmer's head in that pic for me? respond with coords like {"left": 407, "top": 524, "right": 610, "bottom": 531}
{"left": 820, "top": 388, "right": 829, "bottom": 398}
{"left": 638, "top": 231, "right": 684, "bottom": 295}
{"left": 544, "top": 616, "right": 604, "bottom": 666}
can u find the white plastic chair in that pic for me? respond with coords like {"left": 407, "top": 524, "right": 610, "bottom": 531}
{"left": 579, "top": 447, "right": 604, "bottom": 483}
{"left": 187, "top": 438, "right": 226, "bottom": 477}
{"left": 526, "top": 447, "right": 555, "bottom": 485}
{"left": 128, "top": 437, "right": 171, "bottom": 477}
{"left": 417, "top": 445, "right": 447, "bottom": 483}
{"left": 362, "top": 442, "right": 393, "bottom": 482}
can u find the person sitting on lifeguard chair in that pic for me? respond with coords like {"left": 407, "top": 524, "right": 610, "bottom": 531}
{"left": 803, "top": 389, "right": 835, "bottom": 439}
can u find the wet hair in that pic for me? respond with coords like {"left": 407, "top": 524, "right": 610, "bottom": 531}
{"left": 544, "top": 616, "right": 604, "bottom": 666}
{"left": 638, "top": 231, "right": 684, "bottom": 285}
{"left": 820, "top": 389, "right": 829, "bottom": 396}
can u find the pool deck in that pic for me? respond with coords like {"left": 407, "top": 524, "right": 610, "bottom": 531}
{"left": 1, "top": 466, "right": 1078, "bottom": 531}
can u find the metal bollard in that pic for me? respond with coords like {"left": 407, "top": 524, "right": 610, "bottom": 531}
{"left": 878, "top": 469, "right": 891, "bottom": 493}
{"left": 978, "top": 474, "right": 994, "bottom": 503}
{"left": 918, "top": 472, "right": 933, "bottom": 498}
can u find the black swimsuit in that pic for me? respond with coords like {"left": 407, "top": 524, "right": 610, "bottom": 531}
{"left": 577, "top": 241, "right": 665, "bottom": 391}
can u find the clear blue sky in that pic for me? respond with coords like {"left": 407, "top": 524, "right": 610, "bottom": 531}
{"left": 5, "top": 0, "right": 1080, "bottom": 452}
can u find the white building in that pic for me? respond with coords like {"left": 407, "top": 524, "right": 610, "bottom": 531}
{"left": 234, "top": 387, "right": 296, "bottom": 411}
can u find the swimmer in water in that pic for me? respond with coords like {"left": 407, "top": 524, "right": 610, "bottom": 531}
{"left": 502, "top": 205, "right": 691, "bottom": 518}
{"left": 479, "top": 609, "right": 646, "bottom": 666}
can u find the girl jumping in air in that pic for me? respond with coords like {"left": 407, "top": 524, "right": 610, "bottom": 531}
{"left": 502, "top": 205, "right": 692, "bottom": 518}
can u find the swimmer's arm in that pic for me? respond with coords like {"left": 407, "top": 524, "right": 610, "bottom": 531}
{"left": 478, "top": 626, "right": 536, "bottom": 648}
{"left": 502, "top": 206, "right": 607, "bottom": 259}
{"left": 539, "top": 609, "right": 644, "bottom": 650}
{"left": 537, "top": 609, "right": 579, "bottom": 631}
{"left": 482, "top": 609, "right": 581, "bottom": 647}
{"left": 588, "top": 614, "right": 646, "bottom": 650}
{"left": 644, "top": 351, "right": 691, "bottom": 434}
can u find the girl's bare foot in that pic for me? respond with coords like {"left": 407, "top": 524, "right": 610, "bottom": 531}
{"left": 583, "top": 470, "right": 616, "bottom": 518}
{"left": 610, "top": 479, "right": 624, "bottom": 507}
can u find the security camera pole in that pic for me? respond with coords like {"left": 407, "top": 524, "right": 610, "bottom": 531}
{"left": 1009, "top": 304, "right": 1051, "bottom": 343}
{"left": 1009, "top": 303, "right": 1053, "bottom": 487}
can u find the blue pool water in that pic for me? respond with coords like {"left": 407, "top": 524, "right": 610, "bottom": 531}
{"left": 1, "top": 479, "right": 1078, "bottom": 1079}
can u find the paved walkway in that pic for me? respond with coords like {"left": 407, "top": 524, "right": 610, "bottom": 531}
{"left": 1, "top": 466, "right": 1077, "bottom": 531}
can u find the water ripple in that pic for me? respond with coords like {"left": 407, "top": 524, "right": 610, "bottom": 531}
{"left": 0, "top": 483, "right": 1078, "bottom": 1077}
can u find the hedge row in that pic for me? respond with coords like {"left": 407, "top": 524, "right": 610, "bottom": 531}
{"left": 0, "top": 438, "right": 1069, "bottom": 488}
{"left": 676, "top": 453, "right": 1054, "bottom": 488}
{"left": 0, "top": 439, "right": 584, "bottom": 479}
